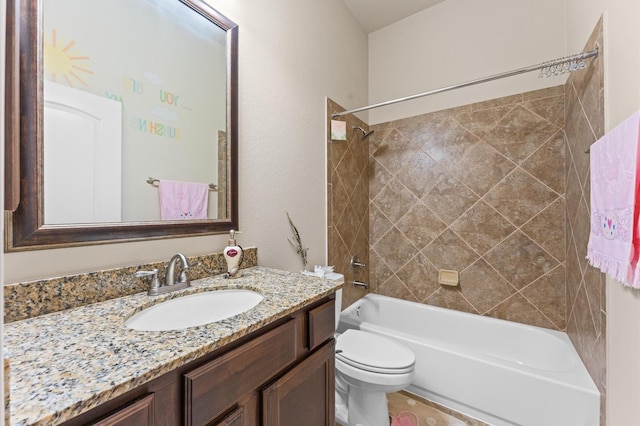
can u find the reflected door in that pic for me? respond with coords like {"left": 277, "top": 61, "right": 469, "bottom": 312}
{"left": 44, "top": 82, "right": 123, "bottom": 224}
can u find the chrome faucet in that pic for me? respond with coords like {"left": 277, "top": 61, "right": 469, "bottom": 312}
{"left": 136, "top": 253, "right": 191, "bottom": 296}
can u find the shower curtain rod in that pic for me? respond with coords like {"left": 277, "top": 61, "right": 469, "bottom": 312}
{"left": 332, "top": 49, "right": 599, "bottom": 118}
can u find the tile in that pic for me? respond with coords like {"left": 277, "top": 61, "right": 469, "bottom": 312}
{"left": 484, "top": 168, "right": 559, "bottom": 227}
{"left": 521, "top": 265, "right": 566, "bottom": 329}
{"left": 368, "top": 157, "right": 393, "bottom": 200}
{"left": 454, "top": 105, "right": 514, "bottom": 139}
{"left": 573, "top": 198, "right": 591, "bottom": 272}
{"left": 336, "top": 144, "right": 361, "bottom": 191}
{"left": 459, "top": 259, "right": 516, "bottom": 314}
{"left": 522, "top": 94, "right": 565, "bottom": 127}
{"left": 373, "top": 226, "right": 419, "bottom": 272}
{"left": 425, "top": 287, "right": 478, "bottom": 314}
{"left": 421, "top": 118, "right": 479, "bottom": 170}
{"left": 369, "top": 203, "right": 393, "bottom": 246}
{"left": 470, "top": 93, "right": 522, "bottom": 111}
{"left": 331, "top": 173, "right": 350, "bottom": 226}
{"left": 522, "top": 85, "right": 565, "bottom": 101}
{"left": 451, "top": 141, "right": 516, "bottom": 197}
{"left": 484, "top": 231, "right": 559, "bottom": 289}
{"left": 486, "top": 293, "right": 556, "bottom": 329}
{"left": 335, "top": 203, "right": 361, "bottom": 252}
{"left": 376, "top": 275, "right": 417, "bottom": 302}
{"left": 372, "top": 128, "right": 419, "bottom": 175}
{"left": 450, "top": 200, "right": 516, "bottom": 255}
{"left": 349, "top": 175, "right": 369, "bottom": 224}
{"left": 483, "top": 105, "right": 559, "bottom": 164}
{"left": 520, "top": 198, "right": 566, "bottom": 262}
{"left": 422, "top": 174, "right": 479, "bottom": 226}
{"left": 565, "top": 161, "right": 583, "bottom": 229}
{"left": 367, "top": 126, "right": 394, "bottom": 154}
{"left": 369, "top": 249, "right": 394, "bottom": 292}
{"left": 397, "top": 149, "right": 445, "bottom": 198}
{"left": 569, "top": 284, "right": 598, "bottom": 356}
{"left": 397, "top": 202, "right": 447, "bottom": 251}
{"left": 372, "top": 177, "right": 420, "bottom": 224}
{"left": 521, "top": 130, "right": 566, "bottom": 194}
{"left": 570, "top": 108, "right": 597, "bottom": 189}
{"left": 396, "top": 253, "right": 441, "bottom": 302}
{"left": 422, "top": 229, "right": 479, "bottom": 272}
{"left": 565, "top": 232, "right": 583, "bottom": 312}
{"left": 397, "top": 117, "right": 437, "bottom": 147}
{"left": 583, "top": 263, "right": 605, "bottom": 333}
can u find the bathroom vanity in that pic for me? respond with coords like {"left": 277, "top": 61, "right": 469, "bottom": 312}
{"left": 4, "top": 267, "right": 340, "bottom": 425}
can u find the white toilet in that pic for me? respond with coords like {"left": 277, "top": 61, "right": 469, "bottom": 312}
{"left": 333, "top": 288, "right": 415, "bottom": 426}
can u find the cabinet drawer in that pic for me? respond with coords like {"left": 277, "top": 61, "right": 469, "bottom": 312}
{"left": 90, "top": 394, "right": 154, "bottom": 426}
{"left": 308, "top": 299, "right": 335, "bottom": 351}
{"left": 184, "top": 320, "right": 297, "bottom": 426}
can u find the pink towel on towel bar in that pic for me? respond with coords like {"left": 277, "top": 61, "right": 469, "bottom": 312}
{"left": 586, "top": 111, "right": 640, "bottom": 288}
{"left": 158, "top": 179, "right": 209, "bottom": 220}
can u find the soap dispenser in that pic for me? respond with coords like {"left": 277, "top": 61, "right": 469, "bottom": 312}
{"left": 223, "top": 230, "right": 244, "bottom": 278}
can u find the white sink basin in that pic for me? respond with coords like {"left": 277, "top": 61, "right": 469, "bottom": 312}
{"left": 125, "top": 289, "right": 264, "bottom": 331}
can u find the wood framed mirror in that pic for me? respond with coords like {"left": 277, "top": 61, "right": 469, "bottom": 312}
{"left": 4, "top": 0, "right": 238, "bottom": 251}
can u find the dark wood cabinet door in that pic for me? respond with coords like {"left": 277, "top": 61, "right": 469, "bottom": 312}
{"left": 184, "top": 320, "right": 297, "bottom": 426}
{"left": 212, "top": 406, "right": 244, "bottom": 426}
{"left": 262, "top": 340, "right": 335, "bottom": 426}
{"left": 90, "top": 394, "right": 155, "bottom": 426}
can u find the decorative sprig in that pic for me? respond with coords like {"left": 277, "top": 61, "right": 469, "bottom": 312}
{"left": 286, "top": 212, "right": 309, "bottom": 271}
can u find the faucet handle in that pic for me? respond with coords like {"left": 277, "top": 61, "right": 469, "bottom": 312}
{"left": 135, "top": 269, "right": 160, "bottom": 296}
{"left": 135, "top": 268, "right": 158, "bottom": 278}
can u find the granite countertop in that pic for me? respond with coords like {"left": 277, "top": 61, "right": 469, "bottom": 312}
{"left": 4, "top": 267, "right": 342, "bottom": 426}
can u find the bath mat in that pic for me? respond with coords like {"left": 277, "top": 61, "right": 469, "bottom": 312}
{"left": 390, "top": 410, "right": 419, "bottom": 426}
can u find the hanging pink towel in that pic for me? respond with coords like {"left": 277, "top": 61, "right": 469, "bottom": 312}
{"left": 586, "top": 111, "right": 640, "bottom": 288}
{"left": 158, "top": 179, "right": 209, "bottom": 220}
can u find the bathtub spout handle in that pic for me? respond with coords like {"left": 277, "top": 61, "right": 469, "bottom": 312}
{"left": 353, "top": 280, "right": 369, "bottom": 289}
{"left": 350, "top": 255, "right": 367, "bottom": 272}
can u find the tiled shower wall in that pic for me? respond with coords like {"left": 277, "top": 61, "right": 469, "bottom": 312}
{"left": 327, "top": 99, "right": 370, "bottom": 307}
{"left": 368, "top": 87, "right": 567, "bottom": 329}
{"left": 564, "top": 18, "right": 606, "bottom": 423}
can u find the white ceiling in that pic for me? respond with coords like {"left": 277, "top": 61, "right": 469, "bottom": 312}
{"left": 343, "top": 0, "right": 447, "bottom": 33}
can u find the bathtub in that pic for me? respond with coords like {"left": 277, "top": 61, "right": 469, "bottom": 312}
{"left": 337, "top": 294, "right": 600, "bottom": 426}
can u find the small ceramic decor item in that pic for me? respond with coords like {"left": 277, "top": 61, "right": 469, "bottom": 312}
{"left": 331, "top": 119, "right": 347, "bottom": 140}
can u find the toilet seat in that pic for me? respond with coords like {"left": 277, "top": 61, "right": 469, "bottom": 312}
{"left": 336, "top": 329, "right": 415, "bottom": 374}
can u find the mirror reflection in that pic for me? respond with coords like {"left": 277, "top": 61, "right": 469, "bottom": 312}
{"left": 4, "top": 0, "right": 238, "bottom": 251}
{"left": 43, "top": 0, "right": 228, "bottom": 224}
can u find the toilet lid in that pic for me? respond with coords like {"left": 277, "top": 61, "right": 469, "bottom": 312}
{"left": 336, "top": 329, "right": 415, "bottom": 373}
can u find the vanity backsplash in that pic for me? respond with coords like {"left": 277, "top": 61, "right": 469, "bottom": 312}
{"left": 4, "top": 247, "right": 258, "bottom": 323}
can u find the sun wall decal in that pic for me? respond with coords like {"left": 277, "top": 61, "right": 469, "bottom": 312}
{"left": 44, "top": 29, "right": 94, "bottom": 87}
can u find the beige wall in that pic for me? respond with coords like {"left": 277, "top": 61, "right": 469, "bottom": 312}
{"left": 368, "top": 0, "right": 567, "bottom": 124}
{"left": 565, "top": 1, "right": 640, "bottom": 425}
{"left": 3, "top": 0, "right": 369, "bottom": 284}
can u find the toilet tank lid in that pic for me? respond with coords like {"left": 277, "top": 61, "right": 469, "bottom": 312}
{"left": 336, "top": 329, "right": 415, "bottom": 371}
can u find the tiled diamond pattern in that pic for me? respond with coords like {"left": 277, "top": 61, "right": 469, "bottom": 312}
{"left": 369, "top": 87, "right": 567, "bottom": 330}
{"left": 564, "top": 18, "right": 606, "bottom": 424}
{"left": 327, "top": 99, "right": 370, "bottom": 308}
{"left": 327, "top": 19, "right": 605, "bottom": 417}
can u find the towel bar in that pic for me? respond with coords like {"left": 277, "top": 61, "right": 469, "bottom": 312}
{"left": 146, "top": 177, "right": 218, "bottom": 191}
